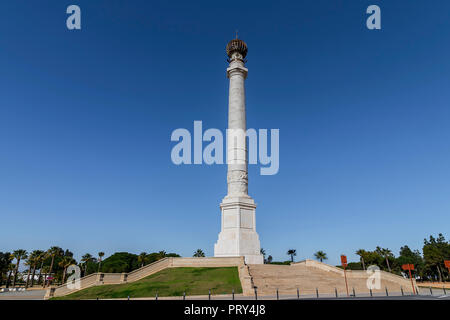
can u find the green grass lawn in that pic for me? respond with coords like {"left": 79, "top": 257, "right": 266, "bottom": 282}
{"left": 53, "top": 267, "right": 242, "bottom": 300}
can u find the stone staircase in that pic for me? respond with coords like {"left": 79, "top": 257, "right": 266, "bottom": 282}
{"left": 248, "top": 260, "right": 416, "bottom": 296}
{"left": 46, "top": 257, "right": 416, "bottom": 298}
{"left": 46, "top": 257, "right": 246, "bottom": 299}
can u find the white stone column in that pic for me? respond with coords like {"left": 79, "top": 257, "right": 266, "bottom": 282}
{"left": 226, "top": 57, "right": 249, "bottom": 197}
{"left": 214, "top": 39, "right": 263, "bottom": 265}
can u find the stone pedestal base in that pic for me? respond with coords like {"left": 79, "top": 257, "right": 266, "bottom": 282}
{"left": 214, "top": 196, "right": 264, "bottom": 265}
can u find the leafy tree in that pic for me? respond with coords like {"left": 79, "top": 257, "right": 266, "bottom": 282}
{"left": 193, "top": 249, "right": 205, "bottom": 257}
{"left": 147, "top": 251, "right": 177, "bottom": 264}
{"left": 165, "top": 253, "right": 181, "bottom": 258}
{"left": 12, "top": 249, "right": 28, "bottom": 287}
{"left": 144, "top": 252, "right": 160, "bottom": 265}
{"left": 314, "top": 251, "right": 328, "bottom": 262}
{"left": 269, "top": 260, "right": 291, "bottom": 265}
{"left": 423, "top": 234, "right": 450, "bottom": 282}
{"left": 100, "top": 252, "right": 139, "bottom": 273}
{"left": 336, "top": 262, "right": 363, "bottom": 270}
{"left": 396, "top": 245, "right": 423, "bottom": 278}
{"left": 266, "top": 255, "right": 273, "bottom": 264}
{"left": 287, "top": 249, "right": 297, "bottom": 262}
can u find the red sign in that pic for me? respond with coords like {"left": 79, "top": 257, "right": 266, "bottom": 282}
{"left": 445, "top": 260, "right": 450, "bottom": 269}
{"left": 340, "top": 255, "right": 347, "bottom": 266}
{"left": 401, "top": 264, "right": 416, "bottom": 295}
{"left": 402, "top": 264, "right": 414, "bottom": 271}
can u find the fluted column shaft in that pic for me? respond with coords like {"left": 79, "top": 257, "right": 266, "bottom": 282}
{"left": 226, "top": 54, "right": 249, "bottom": 197}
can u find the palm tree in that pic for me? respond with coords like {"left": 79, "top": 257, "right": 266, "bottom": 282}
{"left": 158, "top": 251, "right": 166, "bottom": 259}
{"left": 260, "top": 248, "right": 267, "bottom": 264}
{"left": 382, "top": 248, "right": 393, "bottom": 272}
{"left": 138, "top": 252, "right": 147, "bottom": 267}
{"left": 267, "top": 255, "right": 273, "bottom": 264}
{"left": 193, "top": 249, "right": 205, "bottom": 257}
{"left": 376, "top": 247, "right": 393, "bottom": 272}
{"left": 355, "top": 249, "right": 367, "bottom": 270}
{"left": 28, "top": 250, "right": 44, "bottom": 287}
{"left": 45, "top": 247, "right": 63, "bottom": 287}
{"left": 287, "top": 249, "right": 297, "bottom": 262}
{"left": 24, "top": 257, "right": 33, "bottom": 289}
{"left": 81, "top": 253, "right": 93, "bottom": 276}
{"left": 59, "top": 256, "right": 75, "bottom": 284}
{"left": 0, "top": 253, "right": 12, "bottom": 287}
{"left": 97, "top": 252, "right": 105, "bottom": 272}
{"left": 12, "top": 249, "right": 28, "bottom": 287}
{"left": 64, "top": 249, "right": 74, "bottom": 258}
{"left": 41, "top": 265, "right": 50, "bottom": 287}
{"left": 37, "top": 251, "right": 47, "bottom": 286}
{"left": 6, "top": 263, "right": 15, "bottom": 288}
{"left": 314, "top": 251, "right": 328, "bottom": 262}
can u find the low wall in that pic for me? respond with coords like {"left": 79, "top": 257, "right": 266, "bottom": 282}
{"left": 126, "top": 258, "right": 172, "bottom": 283}
{"left": 170, "top": 256, "right": 244, "bottom": 267}
{"left": 238, "top": 264, "right": 255, "bottom": 296}
{"left": 292, "top": 259, "right": 416, "bottom": 289}
{"left": 292, "top": 259, "right": 343, "bottom": 274}
{"left": 99, "top": 273, "right": 123, "bottom": 285}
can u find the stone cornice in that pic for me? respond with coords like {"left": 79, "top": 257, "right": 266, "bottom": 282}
{"left": 227, "top": 65, "right": 248, "bottom": 79}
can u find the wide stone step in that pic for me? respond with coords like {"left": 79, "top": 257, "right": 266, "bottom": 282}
{"left": 248, "top": 263, "right": 413, "bottom": 296}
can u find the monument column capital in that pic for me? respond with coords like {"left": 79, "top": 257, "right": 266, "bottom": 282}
{"left": 227, "top": 65, "right": 248, "bottom": 79}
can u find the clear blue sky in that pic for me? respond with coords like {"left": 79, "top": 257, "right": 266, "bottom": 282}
{"left": 1, "top": 0, "right": 449, "bottom": 265}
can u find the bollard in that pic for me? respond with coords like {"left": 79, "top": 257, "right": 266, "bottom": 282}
{"left": 209, "top": 289, "right": 211, "bottom": 300}
{"left": 429, "top": 287, "right": 433, "bottom": 296}
{"left": 335, "top": 288, "right": 338, "bottom": 298}
{"left": 183, "top": 292, "right": 186, "bottom": 300}
{"left": 276, "top": 288, "right": 279, "bottom": 300}
{"left": 127, "top": 295, "right": 130, "bottom": 301}
{"left": 156, "top": 291, "right": 158, "bottom": 300}
{"left": 416, "top": 286, "right": 419, "bottom": 295}
{"left": 232, "top": 288, "right": 235, "bottom": 300}
{"left": 96, "top": 297, "right": 99, "bottom": 301}
{"left": 352, "top": 288, "right": 355, "bottom": 297}
{"left": 254, "top": 287, "right": 258, "bottom": 300}
{"left": 297, "top": 288, "right": 300, "bottom": 300}
{"left": 385, "top": 287, "right": 389, "bottom": 297}
{"left": 401, "top": 287, "right": 404, "bottom": 296}
{"left": 370, "top": 288, "right": 373, "bottom": 297}
{"left": 316, "top": 288, "right": 319, "bottom": 298}
{"left": 443, "top": 286, "right": 446, "bottom": 295}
